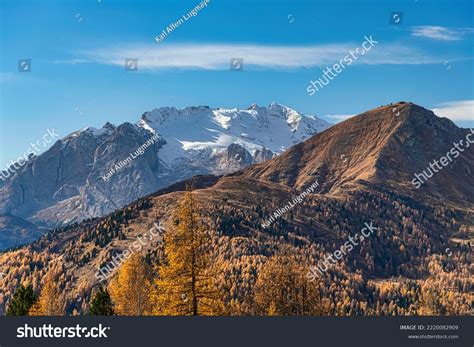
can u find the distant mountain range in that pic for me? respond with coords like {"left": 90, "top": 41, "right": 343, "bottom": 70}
{"left": 0, "top": 102, "right": 471, "bottom": 315}
{"left": 0, "top": 103, "right": 330, "bottom": 250}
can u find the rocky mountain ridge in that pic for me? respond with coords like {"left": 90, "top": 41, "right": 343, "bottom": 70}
{"left": 0, "top": 103, "right": 330, "bottom": 249}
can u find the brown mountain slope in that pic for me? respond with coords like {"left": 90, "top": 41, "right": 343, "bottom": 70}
{"left": 239, "top": 102, "right": 473, "bottom": 208}
{"left": 0, "top": 102, "right": 472, "bottom": 315}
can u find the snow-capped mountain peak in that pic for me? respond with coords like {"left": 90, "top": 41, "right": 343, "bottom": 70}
{"left": 0, "top": 103, "right": 331, "bottom": 234}
{"left": 137, "top": 103, "right": 330, "bottom": 158}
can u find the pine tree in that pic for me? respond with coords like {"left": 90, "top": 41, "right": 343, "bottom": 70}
{"left": 89, "top": 286, "right": 114, "bottom": 315}
{"left": 6, "top": 284, "right": 37, "bottom": 316}
{"left": 29, "top": 272, "right": 65, "bottom": 316}
{"left": 109, "top": 253, "right": 153, "bottom": 315}
{"left": 151, "top": 189, "right": 223, "bottom": 315}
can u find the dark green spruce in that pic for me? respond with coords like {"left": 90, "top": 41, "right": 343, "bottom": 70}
{"left": 89, "top": 286, "right": 115, "bottom": 315}
{"left": 6, "top": 284, "right": 37, "bottom": 316}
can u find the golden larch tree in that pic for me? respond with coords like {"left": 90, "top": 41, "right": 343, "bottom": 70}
{"left": 29, "top": 271, "right": 65, "bottom": 316}
{"left": 108, "top": 253, "right": 153, "bottom": 315}
{"left": 152, "top": 189, "right": 223, "bottom": 315}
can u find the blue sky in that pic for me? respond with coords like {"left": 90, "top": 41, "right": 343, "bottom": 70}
{"left": 0, "top": 0, "right": 473, "bottom": 167}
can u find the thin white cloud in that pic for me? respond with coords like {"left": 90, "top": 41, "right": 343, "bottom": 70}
{"left": 324, "top": 114, "right": 355, "bottom": 122}
{"left": 411, "top": 26, "right": 474, "bottom": 41}
{"left": 431, "top": 100, "right": 474, "bottom": 121}
{"left": 52, "top": 59, "right": 91, "bottom": 65}
{"left": 65, "top": 41, "right": 443, "bottom": 71}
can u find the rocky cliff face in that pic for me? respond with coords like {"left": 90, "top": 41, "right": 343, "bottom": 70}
{"left": 215, "top": 144, "right": 276, "bottom": 172}
{"left": 253, "top": 147, "right": 275, "bottom": 164}
{"left": 0, "top": 123, "right": 166, "bottom": 227}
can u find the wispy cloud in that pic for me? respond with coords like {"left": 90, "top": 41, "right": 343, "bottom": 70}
{"left": 52, "top": 59, "right": 91, "bottom": 65}
{"left": 431, "top": 100, "right": 474, "bottom": 121}
{"left": 411, "top": 26, "right": 474, "bottom": 41}
{"left": 61, "top": 41, "right": 444, "bottom": 71}
{"left": 323, "top": 114, "right": 355, "bottom": 123}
